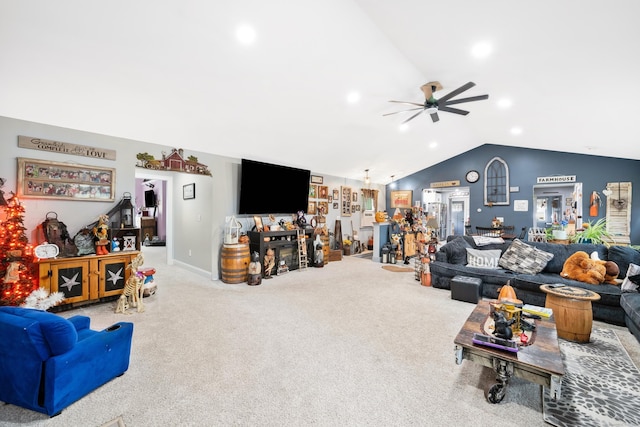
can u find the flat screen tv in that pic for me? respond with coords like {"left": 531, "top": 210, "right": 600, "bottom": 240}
{"left": 239, "top": 159, "right": 311, "bottom": 215}
{"left": 144, "top": 189, "right": 156, "bottom": 208}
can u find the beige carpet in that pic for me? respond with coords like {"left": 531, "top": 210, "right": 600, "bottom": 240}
{"left": 1, "top": 246, "right": 640, "bottom": 427}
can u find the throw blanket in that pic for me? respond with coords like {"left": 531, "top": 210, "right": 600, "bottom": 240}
{"left": 472, "top": 236, "right": 505, "bottom": 246}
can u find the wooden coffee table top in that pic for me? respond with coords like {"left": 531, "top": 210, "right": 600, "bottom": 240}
{"left": 540, "top": 284, "right": 601, "bottom": 301}
{"left": 454, "top": 300, "right": 565, "bottom": 377}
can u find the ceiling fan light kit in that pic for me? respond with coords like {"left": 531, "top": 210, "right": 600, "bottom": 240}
{"left": 386, "top": 81, "right": 489, "bottom": 124}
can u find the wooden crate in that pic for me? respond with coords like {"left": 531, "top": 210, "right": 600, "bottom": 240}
{"left": 329, "top": 249, "right": 343, "bottom": 262}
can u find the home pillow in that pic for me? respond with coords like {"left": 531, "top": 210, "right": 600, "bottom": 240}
{"left": 621, "top": 263, "right": 640, "bottom": 293}
{"left": 466, "top": 248, "right": 502, "bottom": 269}
{"left": 441, "top": 237, "right": 472, "bottom": 264}
{"left": 499, "top": 238, "right": 554, "bottom": 274}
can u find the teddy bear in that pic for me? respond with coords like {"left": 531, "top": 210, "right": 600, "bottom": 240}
{"left": 560, "top": 251, "right": 619, "bottom": 285}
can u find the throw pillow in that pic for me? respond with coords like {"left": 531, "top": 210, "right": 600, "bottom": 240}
{"left": 621, "top": 263, "right": 640, "bottom": 293}
{"left": 498, "top": 238, "right": 554, "bottom": 274}
{"left": 442, "top": 237, "right": 472, "bottom": 264}
{"left": 466, "top": 248, "right": 502, "bottom": 269}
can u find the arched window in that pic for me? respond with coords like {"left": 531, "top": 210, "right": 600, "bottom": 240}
{"left": 484, "top": 157, "right": 509, "bottom": 206}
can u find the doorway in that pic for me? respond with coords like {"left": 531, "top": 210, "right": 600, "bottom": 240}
{"left": 532, "top": 183, "right": 582, "bottom": 230}
{"left": 134, "top": 171, "right": 174, "bottom": 265}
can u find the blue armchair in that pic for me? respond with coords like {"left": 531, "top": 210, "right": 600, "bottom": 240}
{"left": 0, "top": 306, "right": 133, "bottom": 416}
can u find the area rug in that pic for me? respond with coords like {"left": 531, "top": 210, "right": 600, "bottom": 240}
{"left": 543, "top": 328, "right": 640, "bottom": 426}
{"left": 381, "top": 265, "right": 413, "bottom": 273}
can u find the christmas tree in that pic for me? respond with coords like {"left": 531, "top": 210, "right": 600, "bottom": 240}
{"left": 0, "top": 192, "right": 37, "bottom": 305}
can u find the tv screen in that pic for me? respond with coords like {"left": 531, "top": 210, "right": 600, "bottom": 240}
{"left": 144, "top": 189, "right": 156, "bottom": 207}
{"left": 239, "top": 159, "right": 311, "bottom": 215}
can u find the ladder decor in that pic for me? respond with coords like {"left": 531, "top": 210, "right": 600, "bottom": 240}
{"left": 297, "top": 229, "right": 308, "bottom": 271}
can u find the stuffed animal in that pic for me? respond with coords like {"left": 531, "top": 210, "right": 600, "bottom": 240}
{"left": 560, "top": 251, "right": 619, "bottom": 285}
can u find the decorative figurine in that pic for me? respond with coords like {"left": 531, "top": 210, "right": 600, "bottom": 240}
{"left": 248, "top": 251, "right": 262, "bottom": 285}
{"left": 112, "top": 238, "right": 121, "bottom": 252}
{"left": 93, "top": 214, "right": 110, "bottom": 255}
{"left": 492, "top": 310, "right": 515, "bottom": 340}
{"left": 314, "top": 235, "right": 324, "bottom": 267}
{"left": 263, "top": 247, "right": 275, "bottom": 279}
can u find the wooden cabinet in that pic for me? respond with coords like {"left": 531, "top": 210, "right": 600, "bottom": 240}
{"left": 248, "top": 229, "right": 315, "bottom": 275}
{"left": 140, "top": 218, "right": 157, "bottom": 242}
{"left": 36, "top": 252, "right": 140, "bottom": 310}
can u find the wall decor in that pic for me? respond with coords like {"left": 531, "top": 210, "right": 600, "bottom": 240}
{"left": 311, "top": 175, "right": 323, "bottom": 184}
{"left": 352, "top": 192, "right": 357, "bottom": 202}
{"left": 341, "top": 186, "right": 352, "bottom": 217}
{"left": 317, "top": 201, "right": 328, "bottom": 215}
{"left": 309, "top": 185, "right": 317, "bottom": 198}
{"left": 136, "top": 148, "right": 211, "bottom": 176}
{"left": 18, "top": 135, "right": 117, "bottom": 160}
{"left": 17, "top": 157, "right": 115, "bottom": 201}
{"left": 333, "top": 202, "right": 339, "bottom": 210}
{"left": 484, "top": 156, "right": 510, "bottom": 206}
{"left": 308, "top": 201, "right": 317, "bottom": 215}
{"left": 332, "top": 189, "right": 339, "bottom": 199}
{"left": 183, "top": 183, "right": 195, "bottom": 200}
{"left": 318, "top": 185, "right": 329, "bottom": 199}
{"left": 390, "top": 190, "right": 412, "bottom": 208}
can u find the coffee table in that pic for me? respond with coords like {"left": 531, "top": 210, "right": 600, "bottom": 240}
{"left": 454, "top": 300, "right": 565, "bottom": 403}
{"left": 540, "top": 284, "right": 600, "bottom": 343}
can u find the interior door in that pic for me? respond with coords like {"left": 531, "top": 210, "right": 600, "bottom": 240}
{"left": 450, "top": 201, "right": 465, "bottom": 236}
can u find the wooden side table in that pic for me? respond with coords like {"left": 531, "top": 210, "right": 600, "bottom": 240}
{"left": 540, "top": 285, "right": 601, "bottom": 343}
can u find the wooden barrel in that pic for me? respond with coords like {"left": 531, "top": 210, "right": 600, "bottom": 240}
{"left": 221, "top": 244, "right": 250, "bottom": 284}
{"left": 545, "top": 294, "right": 593, "bottom": 342}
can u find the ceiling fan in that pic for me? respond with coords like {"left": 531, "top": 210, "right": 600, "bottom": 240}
{"left": 384, "top": 81, "right": 489, "bottom": 123}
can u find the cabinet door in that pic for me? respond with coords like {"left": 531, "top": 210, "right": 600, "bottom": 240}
{"left": 50, "top": 260, "right": 90, "bottom": 304}
{"left": 98, "top": 256, "right": 131, "bottom": 297}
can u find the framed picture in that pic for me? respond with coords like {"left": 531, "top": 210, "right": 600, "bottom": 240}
{"left": 333, "top": 202, "right": 339, "bottom": 210}
{"left": 310, "top": 175, "right": 323, "bottom": 184}
{"left": 318, "top": 185, "right": 329, "bottom": 199}
{"left": 352, "top": 192, "right": 357, "bottom": 202}
{"left": 317, "top": 201, "right": 328, "bottom": 216}
{"left": 328, "top": 195, "right": 332, "bottom": 202}
{"left": 183, "top": 183, "right": 195, "bottom": 200}
{"left": 309, "top": 185, "right": 317, "bottom": 198}
{"left": 390, "top": 190, "right": 412, "bottom": 208}
{"left": 341, "top": 186, "right": 352, "bottom": 217}
{"left": 333, "top": 189, "right": 339, "bottom": 199}
{"left": 253, "top": 216, "right": 264, "bottom": 232}
{"left": 308, "top": 201, "right": 317, "bottom": 215}
{"left": 17, "top": 157, "right": 115, "bottom": 201}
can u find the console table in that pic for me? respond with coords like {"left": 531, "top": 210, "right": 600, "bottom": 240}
{"left": 248, "top": 229, "right": 315, "bottom": 275}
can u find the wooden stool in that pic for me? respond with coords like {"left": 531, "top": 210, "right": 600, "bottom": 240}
{"left": 540, "top": 285, "right": 601, "bottom": 343}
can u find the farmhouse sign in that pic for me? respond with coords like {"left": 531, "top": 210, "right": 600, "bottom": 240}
{"left": 18, "top": 136, "right": 116, "bottom": 160}
{"left": 536, "top": 175, "right": 576, "bottom": 184}
{"left": 431, "top": 180, "right": 461, "bottom": 188}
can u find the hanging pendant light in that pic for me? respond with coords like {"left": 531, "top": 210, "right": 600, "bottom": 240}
{"left": 364, "top": 169, "right": 370, "bottom": 185}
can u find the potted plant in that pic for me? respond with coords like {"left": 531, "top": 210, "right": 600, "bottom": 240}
{"left": 343, "top": 238, "right": 352, "bottom": 255}
{"left": 571, "top": 218, "right": 614, "bottom": 245}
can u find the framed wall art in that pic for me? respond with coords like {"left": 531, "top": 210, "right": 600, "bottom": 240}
{"left": 183, "top": 183, "right": 195, "bottom": 200}
{"left": 308, "top": 201, "right": 317, "bottom": 215}
{"left": 17, "top": 157, "right": 115, "bottom": 201}
{"left": 390, "top": 190, "right": 413, "bottom": 208}
{"left": 318, "top": 185, "right": 329, "bottom": 199}
{"left": 311, "top": 175, "right": 323, "bottom": 184}
{"left": 341, "top": 186, "right": 352, "bottom": 217}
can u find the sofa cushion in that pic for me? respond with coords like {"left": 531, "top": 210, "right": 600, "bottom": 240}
{"left": 440, "top": 237, "right": 472, "bottom": 264}
{"left": 608, "top": 245, "right": 640, "bottom": 279}
{"left": 621, "top": 263, "right": 640, "bottom": 293}
{"left": 499, "top": 239, "right": 554, "bottom": 274}
{"left": 466, "top": 248, "right": 502, "bottom": 268}
{"left": 526, "top": 242, "right": 608, "bottom": 273}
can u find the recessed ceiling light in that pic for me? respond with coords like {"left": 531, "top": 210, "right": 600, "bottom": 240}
{"left": 398, "top": 123, "right": 409, "bottom": 132}
{"left": 497, "top": 98, "right": 512, "bottom": 109}
{"left": 471, "top": 42, "right": 492, "bottom": 58}
{"left": 236, "top": 25, "right": 256, "bottom": 44}
{"left": 346, "top": 91, "right": 360, "bottom": 104}
{"left": 510, "top": 127, "right": 523, "bottom": 135}
{"left": 429, "top": 141, "right": 438, "bottom": 149}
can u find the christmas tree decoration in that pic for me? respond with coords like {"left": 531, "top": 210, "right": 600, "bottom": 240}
{"left": 0, "top": 193, "right": 38, "bottom": 306}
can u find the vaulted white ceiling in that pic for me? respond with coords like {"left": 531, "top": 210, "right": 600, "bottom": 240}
{"left": 1, "top": 1, "right": 639, "bottom": 185}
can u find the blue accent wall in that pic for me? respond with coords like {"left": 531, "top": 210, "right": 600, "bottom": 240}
{"left": 387, "top": 144, "right": 640, "bottom": 244}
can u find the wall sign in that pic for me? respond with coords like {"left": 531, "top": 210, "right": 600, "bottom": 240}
{"left": 18, "top": 136, "right": 116, "bottom": 160}
{"left": 536, "top": 175, "right": 576, "bottom": 184}
{"left": 430, "top": 180, "right": 460, "bottom": 188}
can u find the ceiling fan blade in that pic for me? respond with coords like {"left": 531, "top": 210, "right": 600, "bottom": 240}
{"left": 389, "top": 100, "right": 424, "bottom": 107}
{"left": 443, "top": 94, "right": 489, "bottom": 105}
{"left": 383, "top": 107, "right": 423, "bottom": 117}
{"left": 437, "top": 81, "right": 476, "bottom": 104}
{"left": 430, "top": 112, "right": 440, "bottom": 122}
{"left": 401, "top": 109, "right": 426, "bottom": 124}
{"left": 439, "top": 106, "right": 469, "bottom": 115}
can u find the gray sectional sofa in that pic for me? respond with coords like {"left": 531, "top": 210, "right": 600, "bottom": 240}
{"left": 431, "top": 236, "right": 640, "bottom": 340}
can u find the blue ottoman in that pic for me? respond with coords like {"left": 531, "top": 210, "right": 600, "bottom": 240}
{"left": 451, "top": 275, "right": 483, "bottom": 304}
